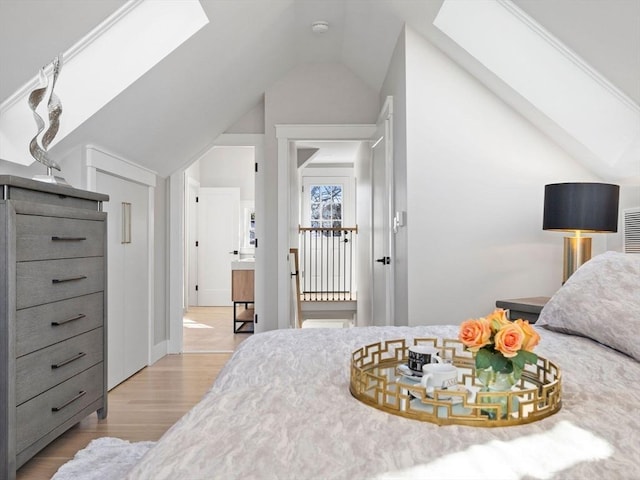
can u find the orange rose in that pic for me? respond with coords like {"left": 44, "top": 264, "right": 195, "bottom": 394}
{"left": 485, "top": 308, "right": 510, "bottom": 331}
{"left": 514, "top": 319, "right": 540, "bottom": 352}
{"left": 459, "top": 318, "right": 492, "bottom": 352}
{"left": 494, "top": 323, "right": 524, "bottom": 358}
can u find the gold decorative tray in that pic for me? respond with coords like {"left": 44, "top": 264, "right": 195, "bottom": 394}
{"left": 350, "top": 338, "right": 562, "bottom": 427}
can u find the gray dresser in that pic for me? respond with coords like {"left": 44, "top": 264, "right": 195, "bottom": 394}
{"left": 0, "top": 176, "right": 109, "bottom": 479}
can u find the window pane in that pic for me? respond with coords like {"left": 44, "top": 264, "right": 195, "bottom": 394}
{"left": 311, "top": 204, "right": 320, "bottom": 220}
{"left": 332, "top": 203, "right": 342, "bottom": 219}
{"left": 309, "top": 184, "right": 344, "bottom": 230}
{"left": 310, "top": 186, "right": 321, "bottom": 203}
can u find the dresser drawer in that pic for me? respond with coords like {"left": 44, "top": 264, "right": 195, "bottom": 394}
{"left": 16, "top": 328, "right": 104, "bottom": 406}
{"left": 16, "top": 363, "right": 103, "bottom": 454}
{"left": 6, "top": 186, "right": 101, "bottom": 211}
{"left": 16, "top": 292, "right": 104, "bottom": 357}
{"left": 16, "top": 257, "right": 104, "bottom": 309}
{"left": 16, "top": 215, "right": 105, "bottom": 261}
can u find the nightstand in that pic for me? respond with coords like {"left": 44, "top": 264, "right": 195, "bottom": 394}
{"left": 495, "top": 296, "right": 550, "bottom": 324}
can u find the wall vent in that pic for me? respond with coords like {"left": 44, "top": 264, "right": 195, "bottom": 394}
{"left": 623, "top": 207, "right": 640, "bottom": 253}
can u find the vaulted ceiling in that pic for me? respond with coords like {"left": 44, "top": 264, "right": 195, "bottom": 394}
{"left": 1, "top": 0, "right": 638, "bottom": 177}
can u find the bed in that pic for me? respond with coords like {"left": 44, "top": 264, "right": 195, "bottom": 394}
{"left": 126, "top": 251, "right": 640, "bottom": 479}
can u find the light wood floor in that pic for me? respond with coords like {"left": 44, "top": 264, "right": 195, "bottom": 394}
{"left": 183, "top": 306, "right": 252, "bottom": 352}
{"left": 17, "top": 307, "right": 248, "bottom": 479}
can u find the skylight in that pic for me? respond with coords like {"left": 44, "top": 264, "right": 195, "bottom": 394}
{"left": 0, "top": 0, "right": 209, "bottom": 166}
{"left": 433, "top": 0, "right": 640, "bottom": 180}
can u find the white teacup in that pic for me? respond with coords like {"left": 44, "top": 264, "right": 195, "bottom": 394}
{"left": 420, "top": 363, "right": 458, "bottom": 395}
{"left": 407, "top": 345, "right": 441, "bottom": 374}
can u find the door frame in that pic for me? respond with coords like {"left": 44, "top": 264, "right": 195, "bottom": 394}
{"left": 167, "top": 133, "right": 264, "bottom": 354}
{"left": 276, "top": 124, "right": 376, "bottom": 330}
{"left": 186, "top": 176, "right": 200, "bottom": 307}
{"left": 372, "top": 97, "right": 395, "bottom": 326}
{"left": 84, "top": 145, "right": 160, "bottom": 363}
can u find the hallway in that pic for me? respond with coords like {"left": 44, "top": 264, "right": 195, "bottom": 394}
{"left": 183, "top": 307, "right": 251, "bottom": 353}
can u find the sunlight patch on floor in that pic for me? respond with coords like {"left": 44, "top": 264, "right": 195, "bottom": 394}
{"left": 183, "top": 319, "right": 214, "bottom": 329}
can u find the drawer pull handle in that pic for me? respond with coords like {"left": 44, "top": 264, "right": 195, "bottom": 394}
{"left": 52, "top": 275, "right": 87, "bottom": 284}
{"left": 52, "top": 390, "right": 86, "bottom": 412}
{"left": 51, "top": 352, "right": 86, "bottom": 369}
{"left": 52, "top": 313, "right": 86, "bottom": 326}
{"left": 51, "top": 236, "right": 87, "bottom": 242}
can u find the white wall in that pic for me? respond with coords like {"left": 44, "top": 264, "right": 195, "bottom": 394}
{"left": 184, "top": 159, "right": 200, "bottom": 184}
{"left": 0, "top": 157, "right": 47, "bottom": 178}
{"left": 225, "top": 98, "right": 265, "bottom": 135}
{"left": 198, "top": 146, "right": 255, "bottom": 201}
{"left": 402, "top": 27, "right": 605, "bottom": 325}
{"left": 262, "top": 63, "right": 380, "bottom": 330}
{"left": 154, "top": 177, "right": 168, "bottom": 344}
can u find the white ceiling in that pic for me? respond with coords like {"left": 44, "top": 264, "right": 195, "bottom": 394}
{"left": 298, "top": 140, "right": 362, "bottom": 165}
{"left": 0, "top": 0, "right": 638, "bottom": 177}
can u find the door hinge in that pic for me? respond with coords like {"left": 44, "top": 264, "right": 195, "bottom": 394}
{"left": 255, "top": 162, "right": 258, "bottom": 173}
{"left": 255, "top": 238, "right": 258, "bottom": 248}
{"left": 195, "top": 285, "right": 198, "bottom": 291}
{"left": 196, "top": 196, "right": 199, "bottom": 203}
{"left": 254, "top": 314, "right": 258, "bottom": 324}
{"left": 195, "top": 241, "right": 199, "bottom": 247}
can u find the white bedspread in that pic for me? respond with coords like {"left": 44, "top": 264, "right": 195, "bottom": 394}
{"left": 126, "top": 326, "right": 640, "bottom": 479}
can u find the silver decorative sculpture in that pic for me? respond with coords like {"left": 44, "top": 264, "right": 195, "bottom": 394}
{"left": 29, "top": 54, "right": 69, "bottom": 185}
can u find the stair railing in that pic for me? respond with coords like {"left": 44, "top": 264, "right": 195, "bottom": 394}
{"left": 297, "top": 225, "right": 357, "bottom": 302}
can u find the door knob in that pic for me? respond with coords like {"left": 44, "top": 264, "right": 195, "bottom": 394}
{"left": 375, "top": 256, "right": 391, "bottom": 265}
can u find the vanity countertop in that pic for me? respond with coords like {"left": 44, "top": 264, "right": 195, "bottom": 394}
{"left": 231, "top": 258, "right": 255, "bottom": 270}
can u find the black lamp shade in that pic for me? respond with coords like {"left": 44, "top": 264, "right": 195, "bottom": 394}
{"left": 543, "top": 183, "right": 620, "bottom": 232}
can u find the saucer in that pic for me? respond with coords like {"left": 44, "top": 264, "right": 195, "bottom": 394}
{"left": 396, "top": 364, "right": 423, "bottom": 379}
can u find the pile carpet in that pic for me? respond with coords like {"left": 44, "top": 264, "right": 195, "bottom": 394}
{"left": 51, "top": 437, "right": 155, "bottom": 480}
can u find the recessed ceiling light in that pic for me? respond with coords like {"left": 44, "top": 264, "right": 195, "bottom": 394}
{"left": 311, "top": 21, "right": 329, "bottom": 34}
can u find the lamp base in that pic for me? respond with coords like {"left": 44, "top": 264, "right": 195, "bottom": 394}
{"left": 563, "top": 236, "right": 591, "bottom": 284}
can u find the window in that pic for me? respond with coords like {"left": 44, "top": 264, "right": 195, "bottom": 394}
{"left": 432, "top": 0, "right": 639, "bottom": 178}
{"left": 0, "top": 0, "right": 209, "bottom": 165}
{"left": 310, "top": 185, "right": 342, "bottom": 235}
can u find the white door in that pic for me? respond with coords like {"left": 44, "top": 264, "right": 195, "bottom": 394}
{"left": 197, "top": 187, "right": 240, "bottom": 305}
{"left": 371, "top": 98, "right": 394, "bottom": 326}
{"left": 97, "top": 171, "right": 149, "bottom": 389}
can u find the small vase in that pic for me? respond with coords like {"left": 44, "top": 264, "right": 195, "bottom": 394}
{"left": 475, "top": 367, "right": 517, "bottom": 420}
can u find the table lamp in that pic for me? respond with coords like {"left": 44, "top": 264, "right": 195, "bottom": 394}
{"left": 543, "top": 182, "right": 619, "bottom": 283}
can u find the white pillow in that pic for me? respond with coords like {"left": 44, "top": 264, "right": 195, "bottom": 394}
{"left": 538, "top": 251, "right": 640, "bottom": 361}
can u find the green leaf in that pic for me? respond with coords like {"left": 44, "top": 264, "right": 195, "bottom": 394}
{"left": 490, "top": 353, "right": 511, "bottom": 373}
{"left": 520, "top": 351, "right": 538, "bottom": 365}
{"left": 511, "top": 352, "right": 526, "bottom": 370}
{"left": 475, "top": 349, "right": 492, "bottom": 369}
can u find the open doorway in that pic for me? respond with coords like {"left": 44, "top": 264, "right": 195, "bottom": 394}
{"left": 276, "top": 114, "right": 393, "bottom": 331}
{"left": 294, "top": 141, "right": 360, "bottom": 326}
{"left": 183, "top": 145, "right": 255, "bottom": 352}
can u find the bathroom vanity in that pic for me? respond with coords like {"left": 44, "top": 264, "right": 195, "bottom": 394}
{"left": 231, "top": 259, "right": 254, "bottom": 333}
